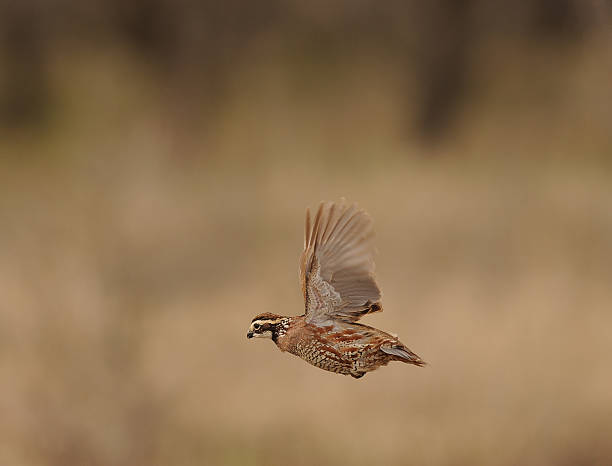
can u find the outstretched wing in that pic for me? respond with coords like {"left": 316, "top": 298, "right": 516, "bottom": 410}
{"left": 299, "top": 200, "right": 382, "bottom": 323}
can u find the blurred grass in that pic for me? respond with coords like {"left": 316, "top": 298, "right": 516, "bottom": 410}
{"left": 1, "top": 37, "right": 612, "bottom": 466}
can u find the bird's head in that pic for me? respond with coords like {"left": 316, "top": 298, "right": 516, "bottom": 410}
{"left": 247, "top": 313, "right": 287, "bottom": 341}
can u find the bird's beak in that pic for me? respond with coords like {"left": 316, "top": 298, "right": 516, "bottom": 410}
{"left": 246, "top": 332, "right": 253, "bottom": 339}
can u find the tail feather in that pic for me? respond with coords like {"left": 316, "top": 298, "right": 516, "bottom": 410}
{"left": 381, "top": 345, "right": 426, "bottom": 367}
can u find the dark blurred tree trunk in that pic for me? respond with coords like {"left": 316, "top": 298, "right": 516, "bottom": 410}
{"left": 110, "top": 0, "right": 283, "bottom": 150}
{"left": 0, "top": 2, "right": 50, "bottom": 129}
{"left": 412, "top": 0, "right": 473, "bottom": 144}
{"left": 530, "top": 0, "right": 586, "bottom": 37}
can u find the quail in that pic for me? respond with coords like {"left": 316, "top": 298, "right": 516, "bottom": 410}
{"left": 247, "top": 200, "right": 425, "bottom": 378}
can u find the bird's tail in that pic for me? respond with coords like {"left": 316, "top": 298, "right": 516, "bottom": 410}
{"left": 381, "top": 345, "right": 426, "bottom": 367}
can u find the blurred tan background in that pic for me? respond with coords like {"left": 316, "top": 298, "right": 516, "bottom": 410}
{"left": 1, "top": 2, "right": 612, "bottom": 465}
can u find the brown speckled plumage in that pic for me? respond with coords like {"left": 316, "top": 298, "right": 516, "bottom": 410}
{"left": 247, "top": 200, "right": 425, "bottom": 378}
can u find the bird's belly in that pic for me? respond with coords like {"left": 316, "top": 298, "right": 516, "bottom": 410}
{"left": 289, "top": 340, "right": 382, "bottom": 375}
{"left": 287, "top": 340, "right": 351, "bottom": 374}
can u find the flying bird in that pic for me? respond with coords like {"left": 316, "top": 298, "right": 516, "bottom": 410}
{"left": 247, "top": 200, "right": 425, "bottom": 378}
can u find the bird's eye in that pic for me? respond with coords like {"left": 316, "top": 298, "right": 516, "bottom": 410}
{"left": 253, "top": 323, "right": 261, "bottom": 330}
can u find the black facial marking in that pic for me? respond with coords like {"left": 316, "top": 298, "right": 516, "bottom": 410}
{"left": 261, "top": 322, "right": 279, "bottom": 342}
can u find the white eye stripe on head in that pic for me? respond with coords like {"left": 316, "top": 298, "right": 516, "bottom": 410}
{"left": 252, "top": 329, "right": 273, "bottom": 339}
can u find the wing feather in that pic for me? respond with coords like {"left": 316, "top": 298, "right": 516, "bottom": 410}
{"left": 299, "top": 200, "right": 382, "bottom": 323}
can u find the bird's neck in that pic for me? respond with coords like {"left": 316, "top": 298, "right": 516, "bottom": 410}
{"left": 271, "top": 316, "right": 291, "bottom": 343}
